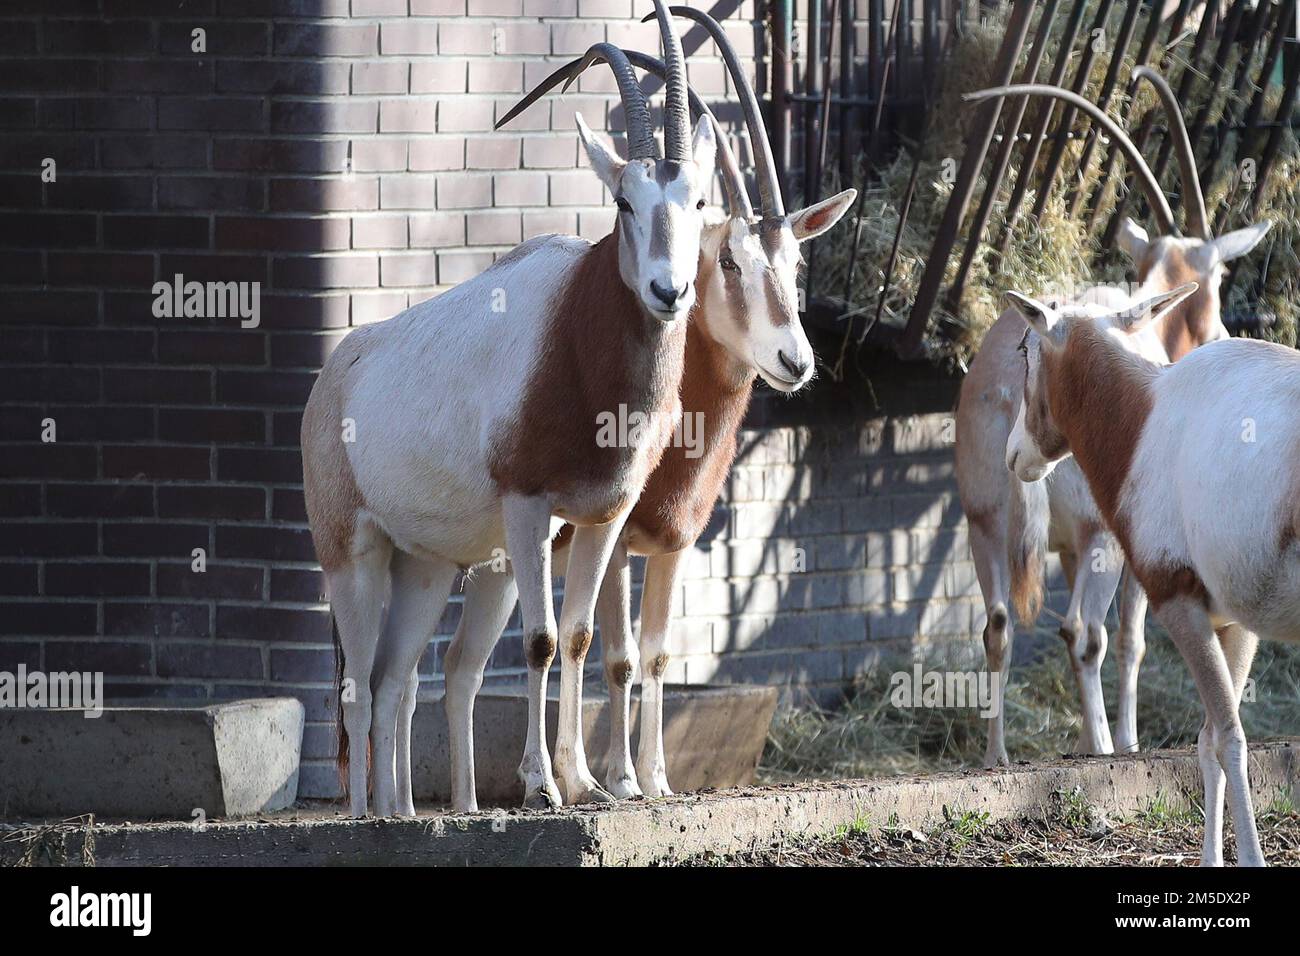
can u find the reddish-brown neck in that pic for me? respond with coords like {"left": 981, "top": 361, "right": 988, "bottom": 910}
{"left": 626, "top": 283, "right": 757, "bottom": 553}
{"left": 1047, "top": 323, "right": 1159, "bottom": 529}
{"left": 489, "top": 229, "right": 687, "bottom": 509}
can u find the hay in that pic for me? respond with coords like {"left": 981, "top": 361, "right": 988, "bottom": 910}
{"left": 761, "top": 626, "right": 1300, "bottom": 783}
{"left": 815, "top": 1, "right": 1300, "bottom": 369}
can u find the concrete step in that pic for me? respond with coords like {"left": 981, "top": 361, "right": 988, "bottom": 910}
{"left": 411, "top": 682, "right": 779, "bottom": 803}
{"left": 0, "top": 698, "right": 304, "bottom": 821}
{"left": 6, "top": 741, "right": 1295, "bottom": 866}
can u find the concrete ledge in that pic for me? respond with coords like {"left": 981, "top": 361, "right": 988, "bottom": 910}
{"left": 5, "top": 740, "right": 1295, "bottom": 867}
{"left": 0, "top": 698, "right": 304, "bottom": 820}
{"left": 412, "top": 683, "right": 778, "bottom": 803}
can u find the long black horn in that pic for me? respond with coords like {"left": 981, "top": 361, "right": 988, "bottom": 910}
{"left": 623, "top": 50, "right": 753, "bottom": 218}
{"left": 965, "top": 84, "right": 1177, "bottom": 236}
{"left": 643, "top": 5, "right": 783, "bottom": 216}
{"left": 647, "top": 0, "right": 691, "bottom": 161}
{"left": 1132, "top": 67, "right": 1209, "bottom": 240}
{"left": 496, "top": 42, "right": 659, "bottom": 160}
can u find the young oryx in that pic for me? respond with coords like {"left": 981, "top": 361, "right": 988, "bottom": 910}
{"left": 303, "top": 1, "right": 718, "bottom": 817}
{"left": 957, "top": 72, "right": 1272, "bottom": 767}
{"left": 1003, "top": 279, "right": 1300, "bottom": 867}
{"left": 434, "top": 12, "right": 856, "bottom": 810}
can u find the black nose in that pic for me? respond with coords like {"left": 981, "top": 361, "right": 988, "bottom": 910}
{"left": 650, "top": 280, "right": 687, "bottom": 309}
{"left": 778, "top": 350, "right": 810, "bottom": 380}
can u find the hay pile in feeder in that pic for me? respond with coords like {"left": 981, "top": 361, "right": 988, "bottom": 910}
{"left": 815, "top": 2, "right": 1300, "bottom": 370}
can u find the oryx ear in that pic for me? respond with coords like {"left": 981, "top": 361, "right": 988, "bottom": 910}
{"left": 1211, "top": 221, "right": 1271, "bottom": 263}
{"left": 576, "top": 113, "right": 625, "bottom": 192}
{"left": 1117, "top": 218, "right": 1150, "bottom": 262}
{"left": 1116, "top": 281, "right": 1199, "bottom": 333}
{"left": 787, "top": 189, "right": 856, "bottom": 242}
{"left": 1004, "top": 291, "right": 1057, "bottom": 337}
{"left": 690, "top": 115, "right": 717, "bottom": 193}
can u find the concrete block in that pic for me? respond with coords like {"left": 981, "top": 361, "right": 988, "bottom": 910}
{"left": 0, "top": 698, "right": 303, "bottom": 820}
{"left": 410, "top": 683, "right": 777, "bottom": 804}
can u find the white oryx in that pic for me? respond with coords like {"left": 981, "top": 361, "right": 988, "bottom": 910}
{"left": 1002, "top": 278, "right": 1300, "bottom": 867}
{"left": 435, "top": 9, "right": 855, "bottom": 810}
{"left": 303, "top": 0, "right": 719, "bottom": 816}
{"left": 957, "top": 72, "right": 1271, "bottom": 766}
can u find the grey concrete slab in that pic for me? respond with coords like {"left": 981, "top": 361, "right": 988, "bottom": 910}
{"left": 0, "top": 698, "right": 303, "bottom": 820}
{"left": 411, "top": 683, "right": 778, "bottom": 803}
{"left": 5, "top": 740, "right": 1294, "bottom": 867}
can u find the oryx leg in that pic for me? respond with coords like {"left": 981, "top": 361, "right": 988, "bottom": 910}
{"left": 594, "top": 537, "right": 641, "bottom": 798}
{"left": 502, "top": 494, "right": 563, "bottom": 810}
{"left": 636, "top": 547, "right": 686, "bottom": 797}
{"left": 1157, "top": 598, "right": 1264, "bottom": 867}
{"left": 1113, "top": 568, "right": 1149, "bottom": 753}
{"left": 444, "top": 565, "right": 519, "bottom": 813}
{"left": 370, "top": 550, "right": 457, "bottom": 817}
{"left": 326, "top": 521, "right": 392, "bottom": 818}
{"left": 395, "top": 667, "right": 420, "bottom": 816}
{"left": 1197, "top": 621, "right": 1261, "bottom": 867}
{"left": 553, "top": 520, "right": 626, "bottom": 805}
{"left": 968, "top": 513, "right": 1013, "bottom": 768}
{"left": 1060, "top": 529, "right": 1120, "bottom": 755}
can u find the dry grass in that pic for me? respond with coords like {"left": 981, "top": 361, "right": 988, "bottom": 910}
{"left": 760, "top": 625, "right": 1300, "bottom": 783}
{"left": 816, "top": 1, "right": 1300, "bottom": 369}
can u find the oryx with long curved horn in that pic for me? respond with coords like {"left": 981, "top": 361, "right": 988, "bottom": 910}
{"left": 304, "top": 0, "right": 720, "bottom": 816}
{"left": 954, "top": 71, "right": 1271, "bottom": 767}
{"left": 426, "top": 8, "right": 856, "bottom": 810}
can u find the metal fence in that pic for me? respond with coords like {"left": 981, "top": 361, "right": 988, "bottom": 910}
{"left": 899, "top": 0, "right": 1300, "bottom": 355}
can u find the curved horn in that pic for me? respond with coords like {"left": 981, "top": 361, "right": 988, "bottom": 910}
{"left": 647, "top": 0, "right": 691, "bottom": 161}
{"left": 964, "top": 84, "right": 1177, "bottom": 235}
{"left": 623, "top": 49, "right": 753, "bottom": 219}
{"left": 496, "top": 42, "right": 659, "bottom": 160}
{"left": 644, "top": 5, "right": 783, "bottom": 216}
{"left": 1132, "top": 66, "right": 1210, "bottom": 239}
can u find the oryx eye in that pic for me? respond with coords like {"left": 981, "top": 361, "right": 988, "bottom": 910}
{"left": 720, "top": 255, "right": 739, "bottom": 272}
{"left": 696, "top": 198, "right": 706, "bottom": 210}
{"left": 615, "top": 196, "right": 633, "bottom": 215}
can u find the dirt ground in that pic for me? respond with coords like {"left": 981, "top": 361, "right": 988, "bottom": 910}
{"left": 676, "top": 804, "right": 1300, "bottom": 867}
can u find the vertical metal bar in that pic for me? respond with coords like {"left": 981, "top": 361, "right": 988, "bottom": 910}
{"left": 923, "top": 0, "right": 938, "bottom": 91}
{"left": 900, "top": 0, "right": 1036, "bottom": 357}
{"left": 1226, "top": 35, "right": 1300, "bottom": 296}
{"left": 1170, "top": 0, "right": 1250, "bottom": 222}
{"left": 1144, "top": 0, "right": 1219, "bottom": 211}
{"left": 991, "top": 0, "right": 1091, "bottom": 265}
{"left": 838, "top": 0, "right": 855, "bottom": 178}
{"left": 897, "top": 0, "right": 913, "bottom": 98}
{"left": 803, "top": 0, "right": 823, "bottom": 203}
{"left": 1101, "top": 0, "right": 1200, "bottom": 247}
{"left": 1242, "top": 0, "right": 1296, "bottom": 139}
{"left": 1030, "top": 0, "right": 1119, "bottom": 223}
{"left": 1064, "top": 0, "right": 1144, "bottom": 217}
{"left": 947, "top": 0, "right": 1062, "bottom": 310}
{"left": 1250, "top": 36, "right": 1300, "bottom": 214}
{"left": 1081, "top": 0, "right": 1184, "bottom": 234}
{"left": 771, "top": 0, "right": 794, "bottom": 202}
{"left": 805, "top": 0, "right": 840, "bottom": 303}
{"left": 842, "top": 0, "right": 905, "bottom": 304}
{"left": 1202, "top": 0, "right": 1278, "bottom": 223}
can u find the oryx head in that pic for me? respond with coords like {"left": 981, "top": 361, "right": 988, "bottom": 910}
{"left": 645, "top": 7, "right": 855, "bottom": 392}
{"left": 499, "top": 0, "right": 715, "bottom": 322}
{"left": 968, "top": 68, "right": 1272, "bottom": 363}
{"left": 1002, "top": 283, "right": 1199, "bottom": 483}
